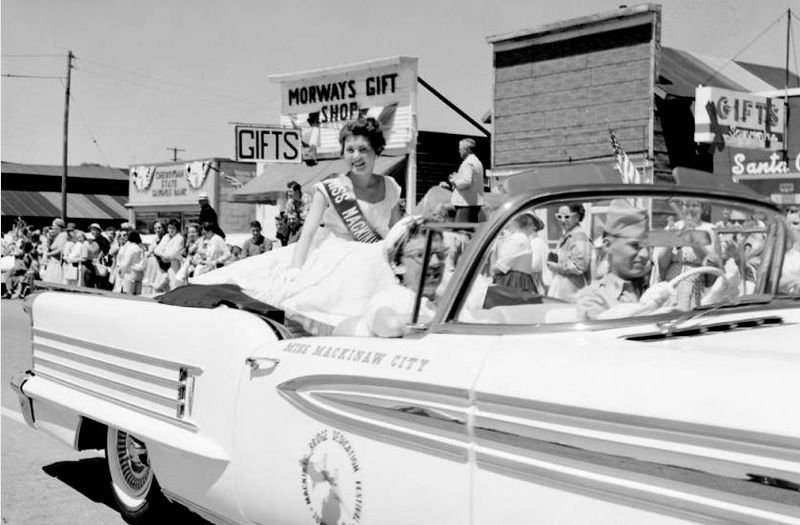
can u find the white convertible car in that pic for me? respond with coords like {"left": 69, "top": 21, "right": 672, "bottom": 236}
{"left": 11, "top": 169, "right": 800, "bottom": 525}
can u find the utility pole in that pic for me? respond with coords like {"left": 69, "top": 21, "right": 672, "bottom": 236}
{"left": 166, "top": 147, "right": 185, "bottom": 162}
{"left": 784, "top": 8, "right": 791, "bottom": 163}
{"left": 61, "top": 50, "right": 74, "bottom": 222}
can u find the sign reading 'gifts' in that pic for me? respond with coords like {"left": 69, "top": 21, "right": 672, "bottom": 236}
{"left": 695, "top": 87, "right": 785, "bottom": 150}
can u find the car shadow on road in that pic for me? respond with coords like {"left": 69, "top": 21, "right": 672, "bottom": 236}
{"left": 42, "top": 458, "right": 212, "bottom": 524}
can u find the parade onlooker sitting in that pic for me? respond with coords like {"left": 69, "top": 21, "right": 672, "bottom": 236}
{"left": 116, "top": 230, "right": 145, "bottom": 295}
{"left": 193, "top": 221, "right": 231, "bottom": 276}
{"left": 241, "top": 220, "right": 272, "bottom": 257}
{"left": 154, "top": 219, "right": 185, "bottom": 292}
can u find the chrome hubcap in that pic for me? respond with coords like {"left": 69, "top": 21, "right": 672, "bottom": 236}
{"left": 115, "top": 432, "right": 151, "bottom": 495}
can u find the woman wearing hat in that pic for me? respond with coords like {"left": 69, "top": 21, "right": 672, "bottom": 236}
{"left": 335, "top": 217, "right": 445, "bottom": 337}
{"left": 43, "top": 219, "right": 68, "bottom": 283}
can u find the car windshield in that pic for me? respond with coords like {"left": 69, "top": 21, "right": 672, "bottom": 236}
{"left": 451, "top": 193, "right": 800, "bottom": 326}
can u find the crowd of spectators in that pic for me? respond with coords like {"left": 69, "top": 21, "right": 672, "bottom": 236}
{"left": 1, "top": 215, "right": 284, "bottom": 299}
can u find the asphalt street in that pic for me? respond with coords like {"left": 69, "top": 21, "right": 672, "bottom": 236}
{"left": 1, "top": 298, "right": 208, "bottom": 524}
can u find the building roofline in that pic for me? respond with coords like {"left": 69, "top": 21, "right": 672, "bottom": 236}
{"left": 486, "top": 3, "right": 660, "bottom": 44}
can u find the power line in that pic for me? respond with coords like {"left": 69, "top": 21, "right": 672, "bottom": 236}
{"left": 2, "top": 74, "right": 64, "bottom": 79}
{"left": 62, "top": 78, "right": 112, "bottom": 167}
{"left": 1, "top": 54, "right": 64, "bottom": 58}
{"left": 76, "top": 64, "right": 268, "bottom": 113}
{"left": 702, "top": 10, "right": 787, "bottom": 85}
{"left": 76, "top": 56, "right": 269, "bottom": 110}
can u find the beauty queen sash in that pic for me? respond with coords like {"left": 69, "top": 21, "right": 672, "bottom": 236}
{"left": 320, "top": 176, "right": 383, "bottom": 243}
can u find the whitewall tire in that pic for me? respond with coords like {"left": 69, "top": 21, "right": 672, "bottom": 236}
{"left": 106, "top": 427, "right": 165, "bottom": 523}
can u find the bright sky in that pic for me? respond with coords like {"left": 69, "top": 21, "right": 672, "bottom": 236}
{"left": 1, "top": 0, "right": 796, "bottom": 168}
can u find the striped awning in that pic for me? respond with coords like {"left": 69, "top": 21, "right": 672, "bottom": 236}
{"left": 1, "top": 191, "right": 127, "bottom": 219}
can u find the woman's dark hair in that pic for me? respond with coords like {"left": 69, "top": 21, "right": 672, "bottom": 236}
{"left": 566, "top": 203, "right": 586, "bottom": 222}
{"left": 201, "top": 221, "right": 216, "bottom": 233}
{"left": 339, "top": 117, "right": 386, "bottom": 155}
{"left": 287, "top": 181, "right": 301, "bottom": 192}
{"left": 167, "top": 218, "right": 181, "bottom": 229}
{"left": 127, "top": 231, "right": 142, "bottom": 244}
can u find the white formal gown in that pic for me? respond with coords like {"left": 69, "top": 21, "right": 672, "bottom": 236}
{"left": 192, "top": 174, "right": 400, "bottom": 331}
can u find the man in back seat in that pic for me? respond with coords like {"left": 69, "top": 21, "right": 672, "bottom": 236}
{"left": 576, "top": 200, "right": 675, "bottom": 320}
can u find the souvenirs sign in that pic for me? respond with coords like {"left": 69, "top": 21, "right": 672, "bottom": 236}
{"left": 695, "top": 87, "right": 785, "bottom": 150}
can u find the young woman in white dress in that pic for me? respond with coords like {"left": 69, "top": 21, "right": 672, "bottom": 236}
{"left": 192, "top": 117, "right": 402, "bottom": 331}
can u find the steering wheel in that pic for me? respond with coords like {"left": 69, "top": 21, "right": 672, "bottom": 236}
{"left": 668, "top": 266, "right": 725, "bottom": 287}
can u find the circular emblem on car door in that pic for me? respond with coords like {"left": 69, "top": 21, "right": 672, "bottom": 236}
{"left": 300, "top": 428, "right": 363, "bottom": 525}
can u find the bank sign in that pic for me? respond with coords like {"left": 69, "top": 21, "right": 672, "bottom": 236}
{"left": 270, "top": 56, "right": 418, "bottom": 157}
{"left": 695, "top": 87, "right": 785, "bottom": 150}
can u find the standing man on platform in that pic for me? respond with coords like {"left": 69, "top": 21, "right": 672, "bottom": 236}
{"left": 448, "top": 138, "right": 485, "bottom": 223}
{"left": 198, "top": 192, "right": 225, "bottom": 239}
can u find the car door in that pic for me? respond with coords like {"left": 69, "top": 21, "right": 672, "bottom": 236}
{"left": 234, "top": 330, "right": 496, "bottom": 525}
{"left": 470, "top": 322, "right": 800, "bottom": 525}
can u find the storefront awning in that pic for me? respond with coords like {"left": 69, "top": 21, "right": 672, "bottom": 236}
{"left": 229, "top": 156, "right": 406, "bottom": 203}
{"left": 1, "top": 191, "right": 127, "bottom": 220}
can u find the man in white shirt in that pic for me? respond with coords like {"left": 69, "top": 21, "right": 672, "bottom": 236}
{"left": 448, "top": 138, "right": 485, "bottom": 223}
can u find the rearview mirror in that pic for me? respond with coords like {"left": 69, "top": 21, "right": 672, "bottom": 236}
{"left": 644, "top": 229, "right": 712, "bottom": 248}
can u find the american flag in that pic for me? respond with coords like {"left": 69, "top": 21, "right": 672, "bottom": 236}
{"left": 221, "top": 172, "right": 243, "bottom": 188}
{"left": 609, "top": 128, "right": 642, "bottom": 184}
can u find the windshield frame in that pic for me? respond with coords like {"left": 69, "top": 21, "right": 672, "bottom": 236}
{"left": 425, "top": 183, "right": 786, "bottom": 335}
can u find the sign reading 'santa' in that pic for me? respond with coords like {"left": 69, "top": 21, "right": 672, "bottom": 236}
{"left": 695, "top": 87, "right": 785, "bottom": 150}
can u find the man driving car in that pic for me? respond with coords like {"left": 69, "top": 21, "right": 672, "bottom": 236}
{"left": 576, "top": 200, "right": 676, "bottom": 320}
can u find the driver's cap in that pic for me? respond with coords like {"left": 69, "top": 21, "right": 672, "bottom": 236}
{"left": 604, "top": 199, "right": 648, "bottom": 239}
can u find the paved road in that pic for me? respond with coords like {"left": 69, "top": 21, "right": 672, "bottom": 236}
{"left": 1, "top": 298, "right": 209, "bottom": 524}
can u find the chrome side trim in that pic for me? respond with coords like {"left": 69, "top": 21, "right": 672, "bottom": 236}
{"left": 477, "top": 450, "right": 799, "bottom": 525}
{"left": 29, "top": 372, "right": 197, "bottom": 431}
{"left": 278, "top": 375, "right": 470, "bottom": 463}
{"left": 34, "top": 343, "right": 181, "bottom": 390}
{"left": 32, "top": 328, "right": 201, "bottom": 424}
{"left": 32, "top": 328, "right": 203, "bottom": 374}
{"left": 474, "top": 393, "right": 800, "bottom": 524}
{"left": 33, "top": 356, "right": 181, "bottom": 409}
{"left": 477, "top": 393, "right": 800, "bottom": 465}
